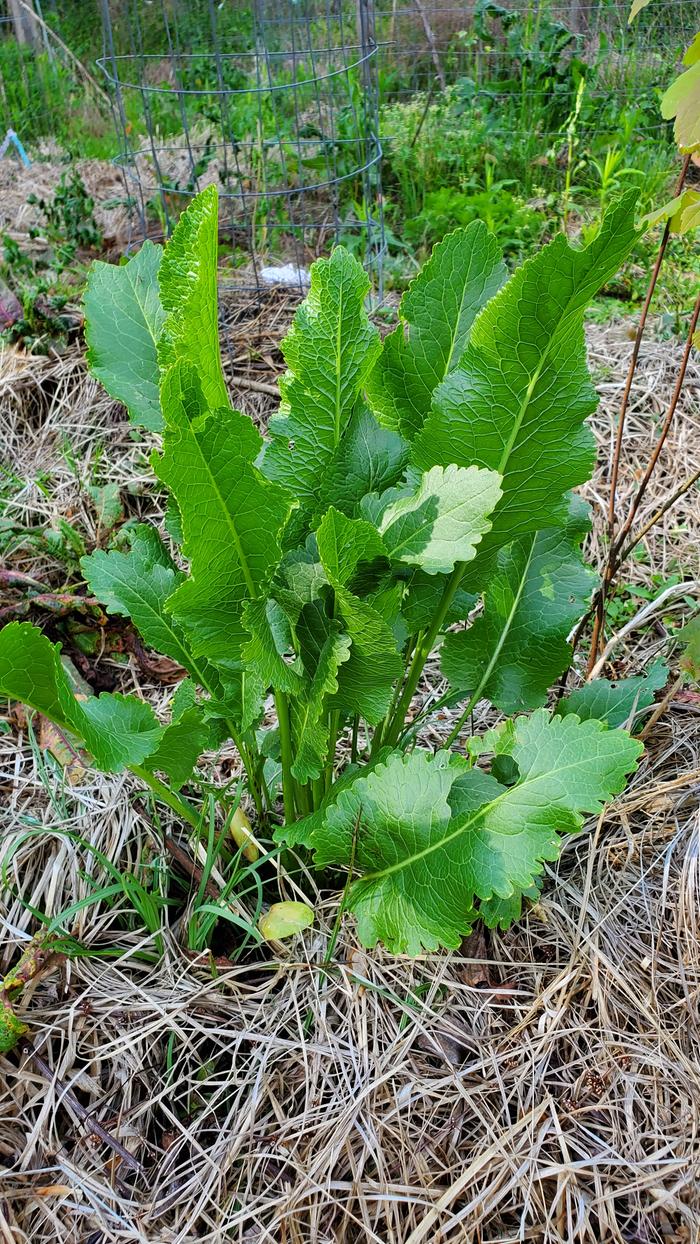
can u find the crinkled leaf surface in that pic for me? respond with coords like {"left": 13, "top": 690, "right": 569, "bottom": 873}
{"left": 315, "top": 507, "right": 402, "bottom": 723}
{"left": 158, "top": 184, "right": 229, "bottom": 410}
{"left": 241, "top": 597, "right": 304, "bottom": 696}
{"left": 441, "top": 508, "right": 596, "bottom": 713}
{"left": 84, "top": 241, "right": 165, "bottom": 432}
{"left": 262, "top": 247, "right": 381, "bottom": 544}
{"left": 0, "top": 623, "right": 161, "bottom": 773}
{"left": 304, "top": 711, "right": 642, "bottom": 954}
{"left": 366, "top": 463, "right": 502, "bottom": 575}
{"left": 412, "top": 194, "right": 640, "bottom": 580}
{"left": 156, "top": 362, "right": 294, "bottom": 664}
{"left": 557, "top": 660, "right": 668, "bottom": 728}
{"left": 366, "top": 223, "right": 506, "bottom": 439}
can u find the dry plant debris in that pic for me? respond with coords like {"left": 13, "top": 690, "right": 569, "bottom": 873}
{"left": 1, "top": 310, "right": 699, "bottom": 1242}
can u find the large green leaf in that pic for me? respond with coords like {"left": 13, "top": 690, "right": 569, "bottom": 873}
{"left": 84, "top": 241, "right": 166, "bottom": 432}
{"left": 367, "top": 223, "right": 506, "bottom": 439}
{"left": 315, "top": 507, "right": 402, "bottom": 723}
{"left": 412, "top": 194, "right": 640, "bottom": 579}
{"left": 155, "top": 362, "right": 294, "bottom": 664}
{"left": 364, "top": 463, "right": 502, "bottom": 575}
{"left": 0, "top": 623, "right": 161, "bottom": 774}
{"left": 556, "top": 660, "right": 668, "bottom": 728}
{"left": 262, "top": 247, "right": 381, "bottom": 544}
{"left": 158, "top": 184, "right": 228, "bottom": 411}
{"left": 82, "top": 526, "right": 195, "bottom": 675}
{"left": 441, "top": 508, "right": 596, "bottom": 713}
{"left": 305, "top": 711, "right": 642, "bottom": 953}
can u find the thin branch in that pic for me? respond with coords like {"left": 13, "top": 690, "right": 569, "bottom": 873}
{"left": 612, "top": 286, "right": 700, "bottom": 555}
{"left": 587, "top": 283, "right": 700, "bottom": 674}
{"left": 615, "top": 466, "right": 700, "bottom": 567}
{"left": 606, "top": 152, "right": 692, "bottom": 544}
{"left": 587, "top": 580, "right": 699, "bottom": 682}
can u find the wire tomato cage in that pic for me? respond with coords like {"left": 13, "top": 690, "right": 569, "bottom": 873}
{"left": 97, "top": 0, "right": 385, "bottom": 307}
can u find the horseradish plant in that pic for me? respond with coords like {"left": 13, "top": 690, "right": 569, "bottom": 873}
{"left": 0, "top": 187, "right": 647, "bottom": 954}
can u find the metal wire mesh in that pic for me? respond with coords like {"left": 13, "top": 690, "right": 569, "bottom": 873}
{"left": 374, "top": 0, "right": 691, "bottom": 134}
{"left": 98, "top": 0, "right": 384, "bottom": 300}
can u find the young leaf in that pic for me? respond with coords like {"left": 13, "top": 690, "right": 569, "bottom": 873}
{"left": 411, "top": 194, "right": 640, "bottom": 579}
{"left": 661, "top": 34, "right": 700, "bottom": 154}
{"left": 306, "top": 711, "right": 642, "bottom": 954}
{"left": 364, "top": 463, "right": 502, "bottom": 575}
{"left": 144, "top": 705, "right": 212, "bottom": 789}
{"left": 366, "top": 223, "right": 506, "bottom": 439}
{"left": 262, "top": 247, "right": 381, "bottom": 544}
{"left": 642, "top": 189, "right": 700, "bottom": 234}
{"left": 158, "top": 184, "right": 229, "bottom": 411}
{"left": 315, "top": 507, "right": 402, "bottom": 723}
{"left": 241, "top": 597, "right": 304, "bottom": 696}
{"left": 259, "top": 902, "right": 314, "bottom": 941}
{"left": 628, "top": 0, "right": 651, "bottom": 20}
{"left": 84, "top": 241, "right": 165, "bottom": 432}
{"left": 0, "top": 623, "right": 161, "bottom": 773}
{"left": 290, "top": 625, "right": 352, "bottom": 782}
{"left": 556, "top": 660, "right": 668, "bottom": 728}
{"left": 441, "top": 510, "right": 596, "bottom": 713}
{"left": 315, "top": 406, "right": 410, "bottom": 521}
{"left": 156, "top": 362, "right": 294, "bottom": 664}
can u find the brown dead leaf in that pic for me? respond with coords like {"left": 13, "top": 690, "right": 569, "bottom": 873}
{"left": 39, "top": 698, "right": 89, "bottom": 785}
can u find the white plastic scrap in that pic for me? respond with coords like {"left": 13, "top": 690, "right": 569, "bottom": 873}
{"left": 260, "top": 263, "right": 311, "bottom": 288}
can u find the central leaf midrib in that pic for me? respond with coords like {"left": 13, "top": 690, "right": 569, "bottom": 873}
{"left": 464, "top": 532, "right": 537, "bottom": 705}
{"left": 189, "top": 422, "right": 257, "bottom": 598}
{"left": 495, "top": 280, "right": 591, "bottom": 479}
{"left": 361, "top": 753, "right": 602, "bottom": 882}
{"left": 333, "top": 279, "right": 345, "bottom": 447}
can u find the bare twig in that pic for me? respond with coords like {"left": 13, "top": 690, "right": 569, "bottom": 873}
{"left": 413, "top": 0, "right": 446, "bottom": 90}
{"left": 613, "top": 287, "right": 700, "bottom": 555}
{"left": 235, "top": 376, "right": 279, "bottom": 398}
{"left": 606, "top": 153, "right": 692, "bottom": 544}
{"left": 615, "top": 466, "right": 700, "bottom": 567}
{"left": 587, "top": 580, "right": 699, "bottom": 681}
{"left": 587, "top": 286, "right": 700, "bottom": 674}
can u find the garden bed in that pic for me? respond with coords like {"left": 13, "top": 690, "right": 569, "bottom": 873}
{"left": 1, "top": 316, "right": 699, "bottom": 1243}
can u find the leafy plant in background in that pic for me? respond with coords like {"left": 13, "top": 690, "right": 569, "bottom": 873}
{"left": 0, "top": 186, "right": 651, "bottom": 955}
{"left": 0, "top": 170, "right": 102, "bottom": 352}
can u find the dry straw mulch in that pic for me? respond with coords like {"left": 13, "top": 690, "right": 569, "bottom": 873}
{"left": 1, "top": 315, "right": 699, "bottom": 1243}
